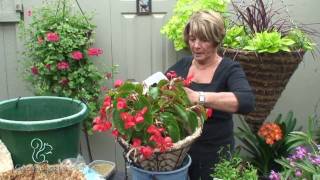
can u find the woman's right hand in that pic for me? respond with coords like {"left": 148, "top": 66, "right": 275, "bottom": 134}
{"left": 183, "top": 87, "right": 199, "bottom": 104}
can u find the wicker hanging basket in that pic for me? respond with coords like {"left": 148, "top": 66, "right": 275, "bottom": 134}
{"left": 118, "top": 118, "right": 203, "bottom": 172}
{"left": 222, "top": 48, "right": 305, "bottom": 132}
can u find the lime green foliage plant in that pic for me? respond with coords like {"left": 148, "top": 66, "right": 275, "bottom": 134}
{"left": 236, "top": 111, "right": 304, "bottom": 176}
{"left": 212, "top": 151, "right": 258, "bottom": 180}
{"left": 93, "top": 77, "right": 206, "bottom": 158}
{"left": 224, "top": 0, "right": 315, "bottom": 53}
{"left": 19, "top": 0, "right": 116, "bottom": 131}
{"left": 243, "top": 31, "right": 295, "bottom": 53}
{"left": 161, "top": 0, "right": 229, "bottom": 51}
{"left": 162, "top": 0, "right": 315, "bottom": 53}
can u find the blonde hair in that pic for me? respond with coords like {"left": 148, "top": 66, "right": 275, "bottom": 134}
{"left": 184, "top": 11, "right": 225, "bottom": 47}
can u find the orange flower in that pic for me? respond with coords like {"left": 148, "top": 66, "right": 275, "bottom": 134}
{"left": 258, "top": 122, "right": 283, "bottom": 145}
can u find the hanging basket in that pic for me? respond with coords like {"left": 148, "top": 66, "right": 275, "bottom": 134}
{"left": 118, "top": 118, "right": 203, "bottom": 172}
{"left": 222, "top": 48, "right": 305, "bottom": 132}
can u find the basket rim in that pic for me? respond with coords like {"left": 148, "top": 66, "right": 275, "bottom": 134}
{"left": 117, "top": 117, "right": 203, "bottom": 154}
{"left": 221, "top": 47, "right": 305, "bottom": 56}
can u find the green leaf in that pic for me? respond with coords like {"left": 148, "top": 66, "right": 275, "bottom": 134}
{"left": 187, "top": 110, "right": 199, "bottom": 132}
{"left": 113, "top": 109, "right": 125, "bottom": 135}
{"left": 149, "top": 87, "right": 160, "bottom": 100}
{"left": 160, "top": 112, "right": 181, "bottom": 142}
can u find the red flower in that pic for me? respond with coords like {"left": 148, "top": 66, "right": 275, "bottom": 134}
{"left": 117, "top": 98, "right": 127, "bottom": 110}
{"left": 93, "top": 116, "right": 104, "bottom": 124}
{"left": 166, "top": 71, "right": 177, "bottom": 80}
{"left": 183, "top": 74, "right": 194, "bottom": 87}
{"left": 46, "top": 32, "right": 59, "bottom": 42}
{"left": 111, "top": 129, "right": 119, "bottom": 137}
{"left": 114, "top": 79, "right": 123, "bottom": 88}
{"left": 135, "top": 114, "right": 144, "bottom": 123}
{"left": 132, "top": 138, "right": 142, "bottom": 147}
{"left": 140, "top": 146, "right": 153, "bottom": 159}
{"left": 59, "top": 77, "right": 69, "bottom": 86}
{"left": 124, "top": 120, "right": 136, "bottom": 129}
{"left": 31, "top": 66, "right": 39, "bottom": 75}
{"left": 206, "top": 108, "right": 213, "bottom": 119}
{"left": 147, "top": 125, "right": 161, "bottom": 136}
{"left": 57, "top": 61, "right": 69, "bottom": 70}
{"left": 71, "top": 51, "right": 83, "bottom": 61}
{"left": 93, "top": 120, "right": 112, "bottom": 132}
{"left": 88, "top": 48, "right": 103, "bottom": 56}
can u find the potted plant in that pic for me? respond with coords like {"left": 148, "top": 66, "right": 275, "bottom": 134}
{"left": 211, "top": 150, "right": 259, "bottom": 180}
{"left": 161, "top": 0, "right": 316, "bottom": 132}
{"left": 271, "top": 116, "right": 320, "bottom": 180}
{"left": 93, "top": 73, "right": 207, "bottom": 178}
{"left": 19, "top": 0, "right": 116, "bottom": 133}
{"left": 236, "top": 111, "right": 306, "bottom": 177}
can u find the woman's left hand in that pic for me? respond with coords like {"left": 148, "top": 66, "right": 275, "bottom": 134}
{"left": 183, "top": 87, "right": 199, "bottom": 104}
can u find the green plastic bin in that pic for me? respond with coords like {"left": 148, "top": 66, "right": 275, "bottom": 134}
{"left": 0, "top": 96, "right": 88, "bottom": 166}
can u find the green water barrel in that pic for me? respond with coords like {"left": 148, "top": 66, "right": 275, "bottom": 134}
{"left": 0, "top": 96, "right": 88, "bottom": 166}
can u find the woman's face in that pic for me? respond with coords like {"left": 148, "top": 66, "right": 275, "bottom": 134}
{"left": 188, "top": 34, "right": 216, "bottom": 62}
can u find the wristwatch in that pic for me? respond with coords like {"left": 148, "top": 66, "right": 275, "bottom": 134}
{"left": 198, "top": 91, "right": 206, "bottom": 105}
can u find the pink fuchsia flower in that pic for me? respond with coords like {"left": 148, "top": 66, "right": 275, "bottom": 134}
{"left": 166, "top": 70, "right": 177, "bottom": 80}
{"left": 140, "top": 146, "right": 154, "bottom": 159}
{"left": 114, "top": 79, "right": 123, "bottom": 88}
{"left": 87, "top": 48, "right": 103, "bottom": 56}
{"left": 31, "top": 66, "right": 39, "bottom": 75}
{"left": 46, "top": 32, "right": 59, "bottom": 42}
{"left": 57, "top": 61, "right": 70, "bottom": 70}
{"left": 71, "top": 51, "right": 83, "bottom": 61}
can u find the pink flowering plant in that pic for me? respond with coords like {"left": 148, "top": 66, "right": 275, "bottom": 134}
{"left": 93, "top": 73, "right": 207, "bottom": 159}
{"left": 19, "top": 0, "right": 116, "bottom": 131}
{"left": 270, "top": 117, "right": 320, "bottom": 180}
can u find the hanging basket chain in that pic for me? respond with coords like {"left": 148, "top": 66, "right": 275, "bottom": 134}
{"left": 54, "top": 0, "right": 90, "bottom": 25}
{"left": 74, "top": 0, "right": 90, "bottom": 25}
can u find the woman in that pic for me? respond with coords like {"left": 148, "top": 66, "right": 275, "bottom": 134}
{"left": 166, "top": 11, "right": 255, "bottom": 180}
